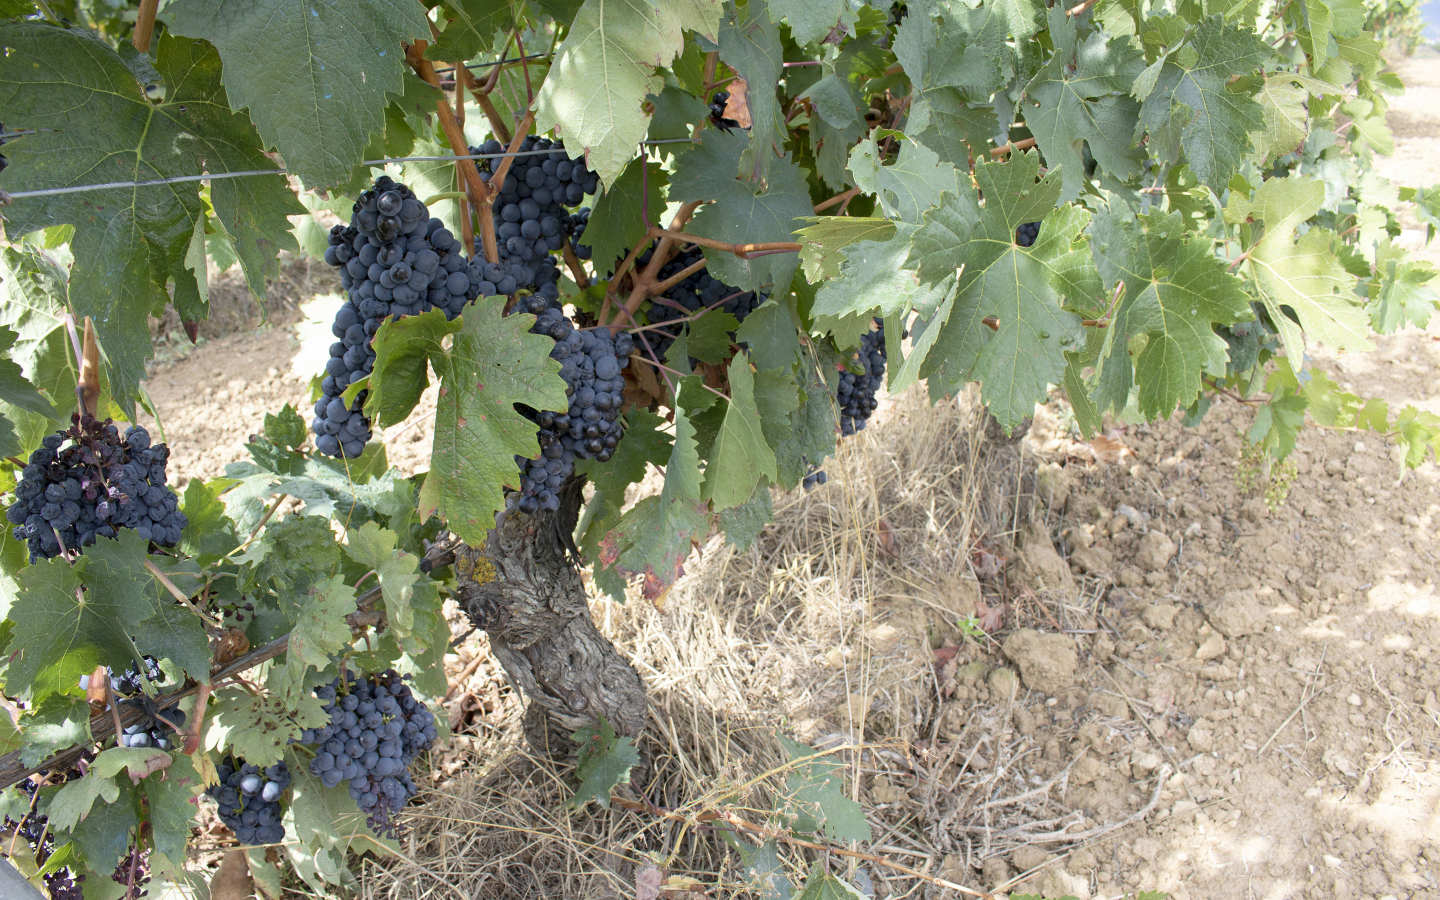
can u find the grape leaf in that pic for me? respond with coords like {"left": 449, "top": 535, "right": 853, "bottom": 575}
{"left": 705, "top": 358, "right": 779, "bottom": 510}
{"left": 779, "top": 736, "right": 870, "bottom": 843}
{"left": 570, "top": 717, "right": 640, "bottom": 809}
{"left": 1226, "top": 176, "right": 1370, "bottom": 368}
{"left": 846, "top": 136, "right": 960, "bottom": 224}
{"left": 277, "top": 574, "right": 355, "bottom": 702}
{"left": 1299, "top": 0, "right": 1364, "bottom": 69}
{"left": 577, "top": 409, "right": 672, "bottom": 601}
{"left": 0, "top": 27, "right": 301, "bottom": 410}
{"left": 670, "top": 131, "right": 813, "bottom": 293}
{"left": 69, "top": 785, "right": 140, "bottom": 875}
{"left": 770, "top": 0, "right": 855, "bottom": 45}
{"left": 803, "top": 73, "right": 867, "bottom": 189}
{"left": 1023, "top": 8, "right": 1145, "bottom": 202}
{"left": 811, "top": 227, "right": 950, "bottom": 324}
{"left": 284, "top": 767, "right": 394, "bottom": 890}
{"left": 343, "top": 522, "right": 439, "bottom": 651}
{"left": 163, "top": 0, "right": 431, "bottom": 187}
{"left": 1087, "top": 207, "right": 1251, "bottom": 418}
{"left": 534, "top": 0, "right": 723, "bottom": 186}
{"left": 794, "top": 216, "right": 895, "bottom": 282}
{"left": 581, "top": 159, "right": 668, "bottom": 276}
{"left": 3, "top": 532, "right": 206, "bottom": 701}
{"left": 598, "top": 402, "right": 708, "bottom": 601}
{"left": 48, "top": 747, "right": 167, "bottom": 833}
{"left": 725, "top": 835, "right": 794, "bottom": 900}
{"left": 206, "top": 689, "right": 329, "bottom": 766}
{"left": 0, "top": 326, "right": 55, "bottom": 420}
{"left": 906, "top": 152, "right": 1091, "bottom": 428}
{"left": 1136, "top": 17, "right": 1270, "bottom": 191}
{"left": 770, "top": 368, "right": 836, "bottom": 487}
{"left": 735, "top": 298, "right": 802, "bottom": 371}
{"left": 719, "top": 0, "right": 784, "bottom": 167}
{"left": 425, "top": 0, "right": 515, "bottom": 61}
{"left": 794, "top": 869, "right": 869, "bottom": 900}
{"left": 375, "top": 303, "right": 568, "bottom": 544}
{"left": 179, "top": 478, "right": 240, "bottom": 565}
{"left": 18, "top": 695, "right": 91, "bottom": 767}
{"left": 719, "top": 481, "right": 771, "bottom": 550}
{"left": 144, "top": 754, "right": 204, "bottom": 865}
{"left": 1368, "top": 240, "right": 1438, "bottom": 332}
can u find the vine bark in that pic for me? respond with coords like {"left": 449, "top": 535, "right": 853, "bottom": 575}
{"left": 451, "top": 477, "right": 647, "bottom": 757}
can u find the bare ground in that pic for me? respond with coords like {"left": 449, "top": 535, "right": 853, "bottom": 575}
{"left": 146, "top": 49, "right": 1440, "bottom": 900}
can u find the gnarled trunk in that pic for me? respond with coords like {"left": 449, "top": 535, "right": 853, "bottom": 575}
{"left": 449, "top": 478, "right": 647, "bottom": 757}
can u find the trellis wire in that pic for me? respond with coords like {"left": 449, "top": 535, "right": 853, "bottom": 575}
{"left": 0, "top": 140, "right": 695, "bottom": 204}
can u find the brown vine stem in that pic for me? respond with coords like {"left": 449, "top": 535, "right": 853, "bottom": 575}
{"left": 1066, "top": 0, "right": 1099, "bottom": 16}
{"left": 488, "top": 110, "right": 535, "bottom": 196}
{"left": 813, "top": 186, "right": 860, "bottom": 213}
{"left": 647, "top": 227, "right": 801, "bottom": 259}
{"left": 143, "top": 558, "right": 224, "bottom": 631}
{"left": 615, "top": 201, "right": 705, "bottom": 328}
{"left": 560, "top": 241, "right": 590, "bottom": 289}
{"left": 0, "top": 596, "right": 386, "bottom": 790}
{"left": 515, "top": 32, "right": 534, "bottom": 103}
{"left": 650, "top": 255, "right": 708, "bottom": 296}
{"left": 133, "top": 0, "right": 159, "bottom": 52}
{"left": 457, "top": 64, "right": 511, "bottom": 144}
{"left": 609, "top": 796, "right": 993, "bottom": 899}
{"left": 76, "top": 318, "right": 100, "bottom": 419}
{"left": 989, "top": 137, "right": 1038, "bottom": 157}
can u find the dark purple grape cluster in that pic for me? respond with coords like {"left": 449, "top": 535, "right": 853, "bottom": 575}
{"left": 802, "top": 467, "right": 828, "bottom": 490}
{"left": 709, "top": 91, "right": 741, "bottom": 133}
{"left": 299, "top": 670, "right": 437, "bottom": 836}
{"left": 470, "top": 136, "right": 597, "bottom": 277}
{"left": 838, "top": 322, "right": 887, "bottom": 437}
{"left": 117, "top": 699, "right": 185, "bottom": 751}
{"left": 564, "top": 207, "right": 592, "bottom": 259}
{"left": 111, "top": 842, "right": 150, "bottom": 899}
{"left": 92, "top": 654, "right": 162, "bottom": 696}
{"left": 316, "top": 176, "right": 486, "bottom": 457}
{"left": 5, "top": 418, "right": 185, "bottom": 561}
{"left": 1015, "top": 221, "right": 1040, "bottom": 248}
{"left": 2, "top": 778, "right": 85, "bottom": 899}
{"left": 207, "top": 758, "right": 290, "bottom": 845}
{"left": 639, "top": 245, "right": 764, "bottom": 362}
{"left": 509, "top": 295, "right": 635, "bottom": 513}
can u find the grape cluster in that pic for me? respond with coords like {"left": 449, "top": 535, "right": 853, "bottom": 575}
{"left": 316, "top": 177, "right": 485, "bottom": 457}
{"left": 802, "top": 467, "right": 828, "bottom": 491}
{"left": 5, "top": 417, "right": 185, "bottom": 561}
{"left": 709, "top": 91, "right": 741, "bottom": 133}
{"left": 837, "top": 322, "right": 887, "bottom": 437}
{"left": 111, "top": 842, "right": 151, "bottom": 899}
{"left": 207, "top": 758, "right": 290, "bottom": 845}
{"left": 92, "top": 655, "right": 162, "bottom": 696}
{"left": 639, "top": 245, "right": 764, "bottom": 362}
{"left": 299, "top": 671, "right": 437, "bottom": 835}
{"left": 510, "top": 295, "right": 634, "bottom": 513}
{"left": 2, "top": 778, "right": 85, "bottom": 900}
{"left": 117, "top": 699, "right": 185, "bottom": 751}
{"left": 1015, "top": 221, "right": 1040, "bottom": 248}
{"left": 470, "top": 136, "right": 598, "bottom": 282}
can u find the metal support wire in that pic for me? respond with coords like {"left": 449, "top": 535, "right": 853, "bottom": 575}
{"left": 0, "top": 140, "right": 695, "bottom": 204}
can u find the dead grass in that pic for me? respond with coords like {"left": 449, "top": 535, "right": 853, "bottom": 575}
{"left": 361, "top": 387, "right": 1136, "bottom": 899}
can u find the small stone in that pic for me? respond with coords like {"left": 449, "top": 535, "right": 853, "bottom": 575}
{"left": 1135, "top": 529, "right": 1177, "bottom": 572}
{"left": 1205, "top": 590, "right": 1266, "bottom": 637}
{"left": 1115, "top": 504, "right": 1147, "bottom": 528}
{"left": 1001, "top": 629, "right": 1078, "bottom": 695}
{"left": 1142, "top": 603, "right": 1180, "bottom": 630}
{"left": 988, "top": 666, "right": 1020, "bottom": 701}
{"left": 1187, "top": 722, "right": 1215, "bottom": 752}
{"left": 1347, "top": 693, "right": 1362, "bottom": 707}
{"left": 1130, "top": 749, "right": 1163, "bottom": 776}
{"left": 1195, "top": 628, "right": 1226, "bottom": 661}
{"left": 1069, "top": 546, "right": 1114, "bottom": 576}
{"left": 1017, "top": 522, "right": 1077, "bottom": 595}
{"left": 1010, "top": 846, "right": 1054, "bottom": 872}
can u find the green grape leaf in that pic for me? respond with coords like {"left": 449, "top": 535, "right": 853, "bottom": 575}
{"left": 1023, "top": 7, "right": 1145, "bottom": 202}
{"left": 4, "top": 532, "right": 208, "bottom": 701}
{"left": 369, "top": 303, "right": 565, "bottom": 544}
{"left": 534, "top": 0, "right": 723, "bottom": 186}
{"left": 284, "top": 767, "right": 394, "bottom": 889}
{"left": 771, "top": 368, "right": 836, "bottom": 487}
{"left": 719, "top": 0, "right": 784, "bottom": 164}
{"left": 1254, "top": 72, "right": 1332, "bottom": 164}
{"left": 804, "top": 73, "right": 867, "bottom": 189}
{"left": 794, "top": 216, "right": 895, "bottom": 282}
{"left": 670, "top": 131, "right": 813, "bottom": 293}
{"left": 179, "top": 478, "right": 240, "bottom": 565}
{"left": 1368, "top": 240, "right": 1437, "bottom": 332}
{"left": 144, "top": 754, "right": 204, "bottom": 865}
{"left": 1137, "top": 17, "right": 1270, "bottom": 191}
{"left": 0, "top": 326, "right": 56, "bottom": 420}
{"left": 425, "top": 0, "right": 515, "bottom": 61}
{"left": 847, "top": 136, "right": 961, "bottom": 225}
{"left": 718, "top": 481, "right": 772, "bottom": 551}
{"left": 570, "top": 717, "right": 640, "bottom": 809}
{"left": 0, "top": 245, "right": 72, "bottom": 453}
{"left": 163, "top": 0, "right": 430, "bottom": 186}
{"left": 684, "top": 311, "right": 741, "bottom": 364}
{"left": 241, "top": 515, "right": 341, "bottom": 598}
{"left": 581, "top": 159, "right": 668, "bottom": 276}
{"left": 778, "top": 736, "right": 871, "bottom": 843}
{"left": 907, "top": 153, "right": 1091, "bottom": 428}
{"left": 69, "top": 783, "right": 141, "bottom": 874}
{"left": 576, "top": 408, "right": 672, "bottom": 602}
{"left": 206, "top": 688, "right": 329, "bottom": 766}
{"left": 1226, "top": 177, "right": 1370, "bottom": 368}
{"left": 705, "top": 358, "right": 779, "bottom": 511}
{"left": 598, "top": 402, "right": 708, "bottom": 601}
{"left": 277, "top": 574, "right": 356, "bottom": 702}
{"left": 0, "top": 27, "right": 302, "bottom": 410}
{"left": 770, "top": 0, "right": 855, "bottom": 45}
{"left": 48, "top": 747, "right": 168, "bottom": 833}
{"left": 1300, "top": 0, "right": 1364, "bottom": 69}
{"left": 811, "top": 227, "right": 950, "bottom": 324}
{"left": 343, "top": 522, "right": 438, "bottom": 651}
{"left": 735, "top": 299, "right": 802, "bottom": 371}
{"left": 726, "top": 835, "right": 794, "bottom": 900}
{"left": 18, "top": 696, "right": 91, "bottom": 767}
{"left": 795, "top": 869, "right": 869, "bottom": 900}
{"left": 1088, "top": 207, "right": 1252, "bottom": 418}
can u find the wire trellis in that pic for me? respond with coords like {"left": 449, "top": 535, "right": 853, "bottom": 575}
{"left": 0, "top": 140, "right": 696, "bottom": 205}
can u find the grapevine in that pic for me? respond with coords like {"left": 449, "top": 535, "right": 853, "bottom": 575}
{"left": 0, "top": 0, "right": 1434, "bottom": 897}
